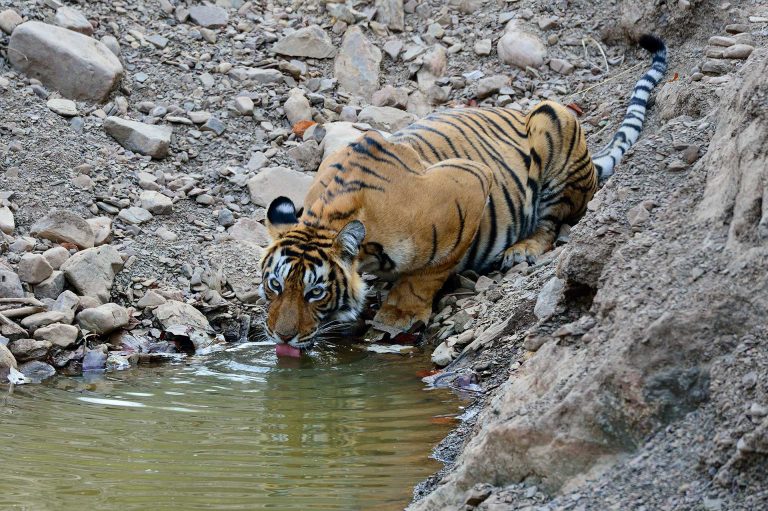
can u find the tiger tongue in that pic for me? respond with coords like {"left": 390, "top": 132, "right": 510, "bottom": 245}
{"left": 275, "top": 343, "right": 302, "bottom": 358}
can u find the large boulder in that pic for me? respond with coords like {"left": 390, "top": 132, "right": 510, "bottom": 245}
{"left": 77, "top": 303, "right": 129, "bottom": 335}
{"left": 8, "top": 21, "right": 123, "bottom": 102}
{"left": 247, "top": 167, "right": 314, "bottom": 209}
{"left": 497, "top": 22, "right": 547, "bottom": 69}
{"left": 104, "top": 117, "right": 172, "bottom": 159}
{"left": 272, "top": 25, "right": 336, "bottom": 59}
{"left": 60, "top": 245, "right": 124, "bottom": 303}
{"left": 334, "top": 26, "right": 381, "bottom": 102}
{"left": 31, "top": 210, "right": 95, "bottom": 249}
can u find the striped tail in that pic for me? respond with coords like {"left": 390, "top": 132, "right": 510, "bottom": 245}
{"left": 592, "top": 34, "right": 668, "bottom": 181}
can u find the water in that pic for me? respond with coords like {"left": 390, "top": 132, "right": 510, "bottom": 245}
{"left": 0, "top": 342, "right": 462, "bottom": 511}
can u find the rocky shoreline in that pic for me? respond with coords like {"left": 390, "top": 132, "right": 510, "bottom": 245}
{"left": 2, "top": 0, "right": 767, "bottom": 510}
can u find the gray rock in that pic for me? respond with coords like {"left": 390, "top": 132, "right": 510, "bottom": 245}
{"left": 188, "top": 5, "right": 228, "bottom": 28}
{"left": 722, "top": 44, "right": 754, "bottom": 59}
{"left": 228, "top": 67, "right": 283, "bottom": 83}
{"left": 104, "top": 116, "right": 172, "bottom": 159}
{"left": 0, "top": 267, "right": 24, "bottom": 298}
{"left": 117, "top": 206, "right": 153, "bottom": 225}
{"left": 20, "top": 311, "right": 69, "bottom": 333}
{"left": 273, "top": 25, "right": 336, "bottom": 58}
{"left": 137, "top": 290, "right": 166, "bottom": 309}
{"left": 9, "top": 338, "right": 52, "bottom": 361}
{"left": 53, "top": 6, "right": 92, "bottom": 35}
{"left": 33, "top": 270, "right": 66, "bottom": 300}
{"left": 0, "top": 206, "right": 14, "bottom": 235}
{"left": 60, "top": 245, "right": 124, "bottom": 303}
{"left": 287, "top": 140, "right": 322, "bottom": 172}
{"left": 0, "top": 343, "right": 17, "bottom": 373}
{"left": 101, "top": 35, "right": 120, "bottom": 57}
{"left": 233, "top": 96, "right": 254, "bottom": 115}
{"left": 431, "top": 341, "right": 455, "bottom": 367}
{"left": 106, "top": 353, "right": 131, "bottom": 371}
{"left": 0, "top": 9, "right": 23, "bottom": 35}
{"left": 31, "top": 210, "right": 95, "bottom": 249}
{"left": 201, "top": 117, "right": 226, "bottom": 136}
{"left": 9, "top": 21, "right": 123, "bottom": 102}
{"left": 383, "top": 39, "right": 403, "bottom": 59}
{"left": 474, "top": 39, "right": 492, "bottom": 56}
{"left": 416, "top": 45, "right": 447, "bottom": 92}
{"left": 82, "top": 348, "right": 107, "bottom": 371}
{"left": 334, "top": 26, "right": 382, "bottom": 102}
{"left": 42, "top": 246, "right": 70, "bottom": 270}
{"left": 77, "top": 303, "right": 129, "bottom": 335}
{"left": 18, "top": 253, "right": 53, "bottom": 284}
{"left": 247, "top": 167, "right": 314, "bottom": 209}
{"left": 497, "top": 23, "right": 547, "bottom": 69}
{"left": 46, "top": 98, "right": 78, "bottom": 116}
{"left": 18, "top": 360, "right": 56, "bottom": 382}
{"left": 33, "top": 322, "right": 79, "bottom": 348}
{"left": 476, "top": 75, "right": 509, "bottom": 99}
{"left": 284, "top": 89, "right": 312, "bottom": 126}
{"left": 372, "top": 85, "right": 409, "bottom": 109}
{"left": 375, "top": 0, "right": 405, "bottom": 31}
{"left": 358, "top": 106, "right": 417, "bottom": 131}
{"left": 534, "top": 277, "right": 564, "bottom": 319}
{"left": 87, "top": 217, "right": 112, "bottom": 245}
{"left": 227, "top": 218, "right": 271, "bottom": 246}
{"left": 140, "top": 191, "right": 173, "bottom": 215}
{"left": 550, "top": 58, "right": 575, "bottom": 75}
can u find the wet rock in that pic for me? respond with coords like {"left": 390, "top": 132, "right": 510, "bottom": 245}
{"left": 18, "top": 360, "right": 56, "bottom": 382}
{"left": 0, "top": 266, "right": 24, "bottom": 298}
{"left": 431, "top": 341, "right": 456, "bottom": 367}
{"left": 534, "top": 277, "right": 564, "bottom": 320}
{"left": 60, "top": 245, "right": 124, "bottom": 303}
{"left": 284, "top": 88, "right": 313, "bottom": 126}
{"left": 375, "top": 0, "right": 405, "bottom": 31}
{"left": 33, "top": 271, "right": 66, "bottom": 300}
{"left": 82, "top": 348, "right": 107, "bottom": 371}
{"left": 227, "top": 218, "right": 271, "bottom": 246}
{"left": 104, "top": 117, "right": 172, "bottom": 159}
{"left": 334, "top": 26, "right": 382, "bottom": 102}
{"left": 497, "top": 22, "right": 547, "bottom": 69}
{"left": 9, "top": 21, "right": 123, "bottom": 102}
{"left": 9, "top": 338, "right": 52, "bottom": 362}
{"left": 47, "top": 98, "right": 78, "bottom": 117}
{"left": 140, "top": 191, "right": 173, "bottom": 215}
{"left": 358, "top": 106, "right": 417, "bottom": 131}
{"left": 33, "top": 323, "right": 79, "bottom": 348}
{"left": 188, "top": 5, "right": 228, "bottom": 28}
{"left": 0, "top": 9, "right": 22, "bottom": 35}
{"left": 31, "top": 210, "right": 95, "bottom": 249}
{"left": 77, "top": 303, "right": 129, "bottom": 335}
{"left": 106, "top": 353, "right": 131, "bottom": 371}
{"left": 247, "top": 167, "right": 314, "bottom": 209}
{"left": 53, "top": 6, "right": 93, "bottom": 35}
{"left": 273, "top": 25, "right": 336, "bottom": 59}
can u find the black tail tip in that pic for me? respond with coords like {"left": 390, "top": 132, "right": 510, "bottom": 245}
{"left": 639, "top": 34, "right": 666, "bottom": 54}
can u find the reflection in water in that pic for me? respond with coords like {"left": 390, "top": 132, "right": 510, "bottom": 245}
{"left": 0, "top": 342, "right": 462, "bottom": 511}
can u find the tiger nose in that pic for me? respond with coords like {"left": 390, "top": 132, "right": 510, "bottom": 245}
{"left": 276, "top": 331, "right": 296, "bottom": 342}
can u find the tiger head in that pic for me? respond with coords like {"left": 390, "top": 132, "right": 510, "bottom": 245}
{"left": 258, "top": 196, "right": 367, "bottom": 350}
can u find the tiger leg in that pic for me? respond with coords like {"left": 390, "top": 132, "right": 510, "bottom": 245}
{"left": 501, "top": 221, "right": 558, "bottom": 268}
{"left": 374, "top": 269, "right": 453, "bottom": 330}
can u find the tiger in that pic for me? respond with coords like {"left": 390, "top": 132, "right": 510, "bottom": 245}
{"left": 258, "top": 34, "right": 668, "bottom": 350}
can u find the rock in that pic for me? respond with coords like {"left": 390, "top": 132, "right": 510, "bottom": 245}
{"left": 0, "top": 343, "right": 17, "bottom": 377}
{"left": 60, "top": 245, "right": 124, "bottom": 303}
{"left": 498, "top": 23, "right": 547, "bottom": 69}
{"left": 82, "top": 348, "right": 107, "bottom": 371}
{"left": 273, "top": 25, "right": 336, "bottom": 58}
{"left": 549, "top": 58, "right": 575, "bottom": 75}
{"left": 474, "top": 39, "right": 492, "bottom": 56}
{"left": 77, "top": 303, "right": 129, "bottom": 335}
{"left": 9, "top": 21, "right": 123, "bottom": 102}
{"left": 321, "top": 122, "right": 366, "bottom": 159}
{"left": 188, "top": 5, "right": 228, "bottom": 28}
{"left": 227, "top": 218, "right": 271, "bottom": 246}
{"left": 372, "top": 85, "right": 409, "bottom": 109}
{"left": 46, "top": 98, "right": 78, "bottom": 117}
{"left": 407, "top": 90, "right": 431, "bottom": 118}
{"left": 154, "top": 300, "right": 210, "bottom": 332}
{"left": 417, "top": 45, "right": 447, "bottom": 91}
{"left": 18, "top": 360, "right": 56, "bottom": 382}
{"left": 334, "top": 26, "right": 382, "bottom": 102}
{"left": 247, "top": 167, "right": 314, "bottom": 209}
{"left": 383, "top": 39, "right": 403, "bottom": 59}
{"left": 475, "top": 275, "right": 496, "bottom": 293}
{"left": 106, "top": 353, "right": 131, "bottom": 371}
{"left": 0, "top": 9, "right": 23, "bottom": 35}
{"left": 358, "top": 106, "right": 417, "bottom": 132}
{"left": 101, "top": 35, "right": 120, "bottom": 57}
{"left": 375, "top": 0, "right": 405, "bottom": 31}
{"left": 722, "top": 44, "right": 754, "bottom": 59}
{"left": 431, "top": 341, "right": 455, "bottom": 367}
{"left": 118, "top": 207, "right": 153, "bottom": 225}
{"left": 9, "top": 338, "right": 52, "bottom": 362}
{"left": 205, "top": 240, "right": 263, "bottom": 303}
{"left": 87, "top": 217, "right": 113, "bottom": 246}
{"left": 17, "top": 253, "right": 54, "bottom": 285}
{"left": 53, "top": 6, "right": 93, "bottom": 35}
{"left": 137, "top": 290, "right": 166, "bottom": 309}
{"left": 476, "top": 75, "right": 508, "bottom": 99}
{"left": 202, "top": 117, "right": 226, "bottom": 136}
{"left": 709, "top": 36, "right": 736, "bottom": 47}
{"left": 228, "top": 67, "right": 283, "bottom": 84}
{"left": 0, "top": 266, "right": 24, "bottom": 298}
{"left": 104, "top": 117, "right": 172, "bottom": 159}
{"left": 287, "top": 140, "right": 322, "bottom": 172}
{"left": 0, "top": 206, "right": 14, "bottom": 234}
{"left": 234, "top": 96, "right": 254, "bottom": 115}
{"left": 534, "top": 277, "right": 564, "bottom": 319}
{"left": 284, "top": 89, "right": 313, "bottom": 125}
{"left": 702, "top": 60, "right": 730, "bottom": 76}
{"left": 627, "top": 203, "right": 651, "bottom": 227}
{"left": 33, "top": 271, "right": 66, "bottom": 300}
{"left": 33, "top": 323, "right": 78, "bottom": 348}
{"left": 32, "top": 210, "right": 94, "bottom": 249}
{"left": 140, "top": 191, "right": 173, "bottom": 215}
{"left": 21, "top": 311, "right": 69, "bottom": 333}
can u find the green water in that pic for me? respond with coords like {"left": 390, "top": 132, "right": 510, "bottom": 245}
{"left": 0, "top": 342, "right": 461, "bottom": 511}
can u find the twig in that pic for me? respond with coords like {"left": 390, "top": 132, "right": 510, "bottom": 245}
{"left": 582, "top": 36, "right": 610, "bottom": 74}
{"left": 0, "top": 297, "right": 45, "bottom": 306}
{"left": 2, "top": 306, "right": 46, "bottom": 319}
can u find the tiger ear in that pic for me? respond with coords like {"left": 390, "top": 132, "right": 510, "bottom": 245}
{"left": 333, "top": 220, "right": 366, "bottom": 262}
{"left": 266, "top": 196, "right": 299, "bottom": 239}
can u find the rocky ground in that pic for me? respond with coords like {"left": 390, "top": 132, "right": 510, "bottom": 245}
{"left": 1, "top": 0, "right": 767, "bottom": 509}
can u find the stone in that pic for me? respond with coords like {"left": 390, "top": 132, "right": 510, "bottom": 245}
{"left": 334, "top": 26, "right": 382, "bottom": 102}
{"left": 46, "top": 98, "right": 78, "bottom": 116}
{"left": 9, "top": 339, "right": 51, "bottom": 362}
{"left": 140, "top": 191, "right": 173, "bottom": 215}
{"left": 372, "top": 85, "right": 409, "bottom": 109}
{"left": 498, "top": 23, "right": 547, "bottom": 69}
{"left": 321, "top": 122, "right": 366, "bottom": 160}
{"left": 137, "top": 290, "right": 166, "bottom": 309}
{"left": 146, "top": 34, "right": 168, "bottom": 49}
{"left": 33, "top": 323, "right": 78, "bottom": 348}
{"left": 702, "top": 60, "right": 730, "bottom": 76}
{"left": 227, "top": 218, "right": 271, "bottom": 246}
{"left": 627, "top": 203, "right": 651, "bottom": 227}
{"left": 247, "top": 151, "right": 269, "bottom": 171}
{"left": 287, "top": 140, "right": 322, "bottom": 172}
{"left": 709, "top": 36, "right": 736, "bottom": 47}
{"left": 358, "top": 106, "right": 417, "bottom": 132}
{"left": 101, "top": 35, "right": 120, "bottom": 57}
{"left": 474, "top": 39, "right": 492, "bottom": 56}
{"left": 247, "top": 167, "right": 314, "bottom": 209}
{"left": 549, "top": 58, "right": 575, "bottom": 75}
{"left": 273, "top": 25, "right": 336, "bottom": 58}
{"left": 87, "top": 217, "right": 113, "bottom": 246}
{"left": 53, "top": 6, "right": 93, "bottom": 35}
{"left": 188, "top": 5, "right": 228, "bottom": 28}
{"left": 722, "top": 44, "right": 754, "bottom": 59}
{"left": 32, "top": 210, "right": 94, "bottom": 249}
{"left": 0, "top": 206, "right": 14, "bottom": 234}
{"left": 18, "top": 361, "right": 56, "bottom": 382}
{"left": 20, "top": 311, "right": 68, "bottom": 333}
{"left": 233, "top": 96, "right": 254, "bottom": 115}
{"left": 9, "top": 21, "right": 123, "bottom": 102}
{"left": 476, "top": 75, "right": 508, "bottom": 99}
{"left": 383, "top": 39, "right": 403, "bottom": 59}
{"left": 77, "top": 303, "right": 129, "bottom": 335}
{"left": 33, "top": 271, "right": 66, "bottom": 300}
{"left": 0, "top": 267, "right": 24, "bottom": 298}
{"left": 104, "top": 117, "right": 172, "bottom": 159}
{"left": 534, "top": 277, "right": 564, "bottom": 320}
{"left": 17, "top": 253, "right": 54, "bottom": 285}
{"left": 118, "top": 207, "right": 153, "bottom": 225}
{"left": 431, "top": 341, "right": 455, "bottom": 367}
{"left": 82, "top": 348, "right": 107, "bottom": 371}
{"left": 228, "top": 67, "right": 283, "bottom": 83}
{"left": 375, "top": 0, "right": 404, "bottom": 31}
{"left": 202, "top": 117, "right": 226, "bottom": 136}
{"left": 52, "top": 291, "right": 79, "bottom": 321}
{"left": 284, "top": 89, "right": 313, "bottom": 125}
{"left": 154, "top": 300, "right": 210, "bottom": 332}
{"left": 417, "top": 45, "right": 447, "bottom": 91}
{"left": 0, "top": 9, "right": 23, "bottom": 35}
{"left": 60, "top": 245, "right": 124, "bottom": 303}
{"left": 407, "top": 90, "right": 431, "bottom": 118}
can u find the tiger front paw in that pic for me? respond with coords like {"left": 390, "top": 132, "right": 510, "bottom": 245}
{"left": 373, "top": 303, "right": 431, "bottom": 331}
{"left": 501, "top": 239, "right": 549, "bottom": 270}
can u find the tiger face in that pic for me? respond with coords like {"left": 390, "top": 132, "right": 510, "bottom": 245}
{"left": 259, "top": 197, "right": 367, "bottom": 350}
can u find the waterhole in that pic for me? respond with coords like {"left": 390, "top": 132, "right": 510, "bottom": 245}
{"left": 0, "top": 342, "right": 462, "bottom": 510}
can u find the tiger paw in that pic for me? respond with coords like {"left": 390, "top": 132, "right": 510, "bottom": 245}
{"left": 501, "top": 239, "right": 549, "bottom": 270}
{"left": 374, "top": 304, "right": 431, "bottom": 331}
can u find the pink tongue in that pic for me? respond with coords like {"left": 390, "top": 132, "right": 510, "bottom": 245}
{"left": 275, "top": 343, "right": 302, "bottom": 358}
